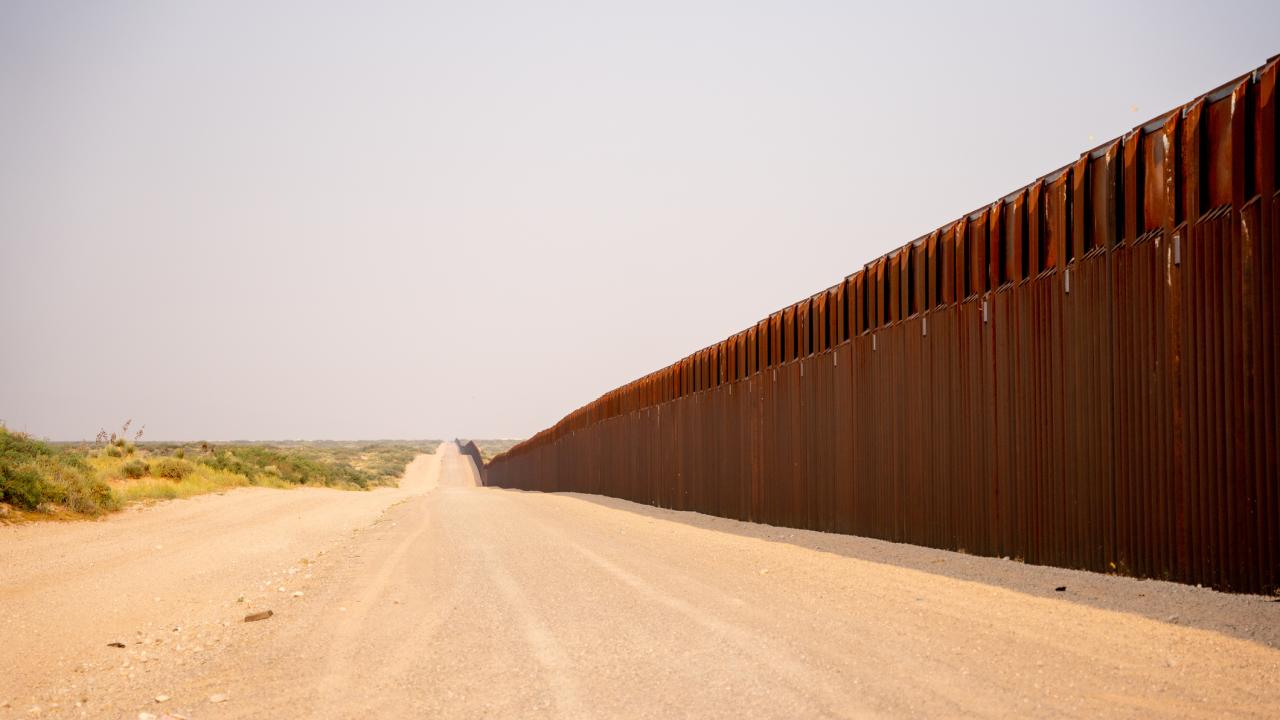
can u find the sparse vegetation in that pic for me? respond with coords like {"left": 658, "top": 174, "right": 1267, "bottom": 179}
{"left": 120, "top": 459, "right": 148, "bottom": 479}
{"left": 150, "top": 457, "right": 194, "bottom": 480}
{"left": 0, "top": 426, "right": 118, "bottom": 515}
{"left": 0, "top": 425, "right": 440, "bottom": 520}
{"left": 190, "top": 442, "right": 439, "bottom": 489}
{"left": 471, "top": 439, "right": 522, "bottom": 463}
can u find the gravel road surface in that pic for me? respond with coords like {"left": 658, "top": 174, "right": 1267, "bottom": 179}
{"left": 2, "top": 443, "right": 1277, "bottom": 719}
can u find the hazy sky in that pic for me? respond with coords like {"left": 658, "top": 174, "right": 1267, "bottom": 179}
{"left": 2, "top": 2, "right": 1277, "bottom": 440}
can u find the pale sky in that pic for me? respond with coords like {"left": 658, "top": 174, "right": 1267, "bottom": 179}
{"left": 2, "top": 1, "right": 1277, "bottom": 440}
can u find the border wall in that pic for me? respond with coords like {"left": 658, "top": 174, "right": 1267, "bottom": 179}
{"left": 487, "top": 57, "right": 1280, "bottom": 594}
{"left": 455, "top": 439, "right": 486, "bottom": 481}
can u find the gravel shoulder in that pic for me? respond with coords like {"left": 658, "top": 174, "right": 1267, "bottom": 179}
{"left": 2, "top": 444, "right": 1277, "bottom": 719}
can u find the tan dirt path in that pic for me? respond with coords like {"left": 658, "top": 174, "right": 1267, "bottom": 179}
{"left": 1, "top": 443, "right": 1277, "bottom": 718}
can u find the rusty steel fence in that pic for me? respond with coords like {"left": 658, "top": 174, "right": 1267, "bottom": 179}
{"left": 455, "top": 440, "right": 486, "bottom": 479}
{"left": 486, "top": 57, "right": 1280, "bottom": 595}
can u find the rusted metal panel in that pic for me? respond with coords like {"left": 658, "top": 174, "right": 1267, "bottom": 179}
{"left": 1062, "top": 248, "right": 1115, "bottom": 571}
{"left": 485, "top": 58, "right": 1280, "bottom": 595}
{"left": 764, "top": 358, "right": 787, "bottom": 525}
{"left": 888, "top": 249, "right": 904, "bottom": 323}
{"left": 969, "top": 211, "right": 989, "bottom": 297}
{"left": 990, "top": 281, "right": 1019, "bottom": 557}
{"left": 1090, "top": 143, "right": 1122, "bottom": 249}
{"left": 1183, "top": 207, "right": 1240, "bottom": 587}
{"left": 753, "top": 319, "right": 767, "bottom": 372}
{"left": 953, "top": 218, "right": 970, "bottom": 301}
{"left": 781, "top": 306, "right": 795, "bottom": 363}
{"left": 940, "top": 225, "right": 957, "bottom": 304}
{"left": 904, "top": 240, "right": 921, "bottom": 317}
{"left": 813, "top": 291, "right": 828, "bottom": 353}
{"left": 869, "top": 257, "right": 885, "bottom": 328}
{"left": 1007, "top": 270, "right": 1067, "bottom": 566}
{"left": 1028, "top": 180, "right": 1046, "bottom": 273}
{"left": 798, "top": 299, "right": 812, "bottom": 357}
{"left": 900, "top": 313, "right": 927, "bottom": 544}
{"left": 717, "top": 339, "right": 728, "bottom": 387}
{"left": 1008, "top": 192, "right": 1027, "bottom": 282}
{"left": 833, "top": 339, "right": 855, "bottom": 534}
{"left": 769, "top": 311, "right": 783, "bottom": 368}
{"left": 851, "top": 330, "right": 877, "bottom": 537}
{"left": 827, "top": 284, "right": 842, "bottom": 346}
{"left": 924, "top": 304, "right": 957, "bottom": 549}
{"left": 1111, "top": 228, "right": 1172, "bottom": 580}
{"left": 1252, "top": 59, "right": 1277, "bottom": 593}
{"left": 988, "top": 203, "right": 1006, "bottom": 289}
{"left": 849, "top": 271, "right": 866, "bottom": 335}
{"left": 1045, "top": 172, "right": 1069, "bottom": 271}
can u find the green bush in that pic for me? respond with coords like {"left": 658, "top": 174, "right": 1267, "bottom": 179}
{"left": 174, "top": 448, "right": 185, "bottom": 460}
{"left": 104, "top": 445, "right": 123, "bottom": 458}
{"left": 0, "top": 463, "right": 43, "bottom": 510}
{"left": 121, "top": 459, "right": 148, "bottom": 479}
{"left": 194, "top": 445, "right": 379, "bottom": 488}
{"left": 151, "top": 457, "right": 193, "bottom": 480}
{"left": 0, "top": 427, "right": 117, "bottom": 514}
{"left": 45, "top": 459, "right": 118, "bottom": 513}
{"left": 198, "top": 450, "right": 258, "bottom": 481}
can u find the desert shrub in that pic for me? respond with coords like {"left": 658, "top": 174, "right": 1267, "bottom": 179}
{"left": 0, "top": 427, "right": 116, "bottom": 514}
{"left": 49, "top": 459, "right": 119, "bottom": 513}
{"left": 120, "top": 459, "right": 148, "bottom": 479}
{"left": 195, "top": 445, "right": 377, "bottom": 488}
{"left": 151, "top": 457, "right": 193, "bottom": 480}
{"left": 174, "top": 448, "right": 185, "bottom": 460}
{"left": 349, "top": 443, "right": 430, "bottom": 481}
{"left": 0, "top": 463, "right": 43, "bottom": 510}
{"left": 104, "top": 445, "right": 123, "bottom": 458}
{"left": 197, "top": 450, "right": 258, "bottom": 480}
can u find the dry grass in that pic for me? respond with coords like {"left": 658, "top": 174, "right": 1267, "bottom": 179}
{"left": 106, "top": 463, "right": 267, "bottom": 504}
{"left": 3, "top": 435, "right": 440, "bottom": 521}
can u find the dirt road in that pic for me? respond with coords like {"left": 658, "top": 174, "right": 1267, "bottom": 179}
{"left": 2, "top": 443, "right": 1278, "bottom": 719}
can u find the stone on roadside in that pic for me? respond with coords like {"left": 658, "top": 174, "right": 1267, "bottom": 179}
{"left": 209, "top": 692, "right": 228, "bottom": 703}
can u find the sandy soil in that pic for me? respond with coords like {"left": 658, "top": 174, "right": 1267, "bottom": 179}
{"left": 1, "top": 443, "right": 1277, "bottom": 719}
